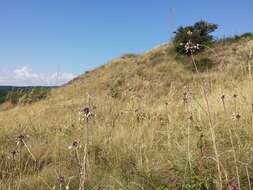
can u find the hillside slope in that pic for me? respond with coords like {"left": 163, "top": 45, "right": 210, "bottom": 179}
{"left": 0, "top": 38, "right": 253, "bottom": 189}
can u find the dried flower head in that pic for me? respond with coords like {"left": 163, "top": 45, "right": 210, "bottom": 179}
{"left": 221, "top": 94, "right": 225, "bottom": 101}
{"left": 79, "top": 107, "right": 94, "bottom": 121}
{"left": 7, "top": 150, "right": 17, "bottom": 160}
{"left": 58, "top": 176, "right": 65, "bottom": 184}
{"left": 135, "top": 109, "right": 146, "bottom": 122}
{"left": 83, "top": 107, "right": 90, "bottom": 116}
{"left": 183, "top": 92, "right": 188, "bottom": 104}
{"left": 183, "top": 89, "right": 192, "bottom": 104}
{"left": 187, "top": 30, "right": 193, "bottom": 36}
{"left": 15, "top": 134, "right": 26, "bottom": 146}
{"left": 188, "top": 114, "right": 193, "bottom": 122}
{"left": 228, "top": 181, "right": 238, "bottom": 190}
{"left": 232, "top": 112, "right": 241, "bottom": 120}
{"left": 167, "top": 175, "right": 177, "bottom": 182}
{"left": 11, "top": 150, "right": 17, "bottom": 156}
{"left": 68, "top": 140, "right": 80, "bottom": 150}
{"left": 182, "top": 40, "right": 200, "bottom": 53}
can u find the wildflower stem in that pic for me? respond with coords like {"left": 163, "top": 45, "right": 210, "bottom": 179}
{"left": 23, "top": 140, "right": 36, "bottom": 161}
{"left": 79, "top": 144, "right": 87, "bottom": 190}
{"left": 187, "top": 120, "right": 192, "bottom": 173}
{"left": 228, "top": 127, "right": 241, "bottom": 190}
{"left": 203, "top": 90, "right": 223, "bottom": 190}
{"left": 18, "top": 146, "right": 22, "bottom": 190}
{"left": 190, "top": 51, "right": 199, "bottom": 73}
{"left": 245, "top": 165, "right": 252, "bottom": 190}
{"left": 190, "top": 49, "right": 222, "bottom": 189}
{"left": 38, "top": 176, "right": 54, "bottom": 190}
{"left": 75, "top": 149, "right": 81, "bottom": 166}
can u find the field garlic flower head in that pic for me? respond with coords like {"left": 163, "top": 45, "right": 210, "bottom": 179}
{"left": 15, "top": 134, "right": 28, "bottom": 146}
{"left": 79, "top": 107, "right": 94, "bottom": 121}
{"left": 232, "top": 112, "right": 241, "bottom": 120}
{"left": 187, "top": 30, "right": 193, "bottom": 36}
{"left": 58, "top": 176, "right": 65, "bottom": 184}
{"left": 183, "top": 40, "right": 200, "bottom": 53}
{"left": 68, "top": 140, "right": 81, "bottom": 150}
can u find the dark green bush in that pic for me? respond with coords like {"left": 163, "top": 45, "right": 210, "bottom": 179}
{"left": 182, "top": 175, "right": 214, "bottom": 190}
{"left": 120, "top": 53, "right": 139, "bottom": 59}
{"left": 195, "top": 58, "right": 214, "bottom": 72}
{"left": 19, "top": 88, "right": 50, "bottom": 104}
{"left": 218, "top": 32, "right": 253, "bottom": 44}
{"left": 175, "top": 54, "right": 214, "bottom": 72}
{"left": 173, "top": 20, "right": 218, "bottom": 55}
{"left": 0, "top": 92, "right": 7, "bottom": 104}
{"left": 6, "top": 90, "right": 25, "bottom": 105}
{"left": 240, "top": 32, "right": 253, "bottom": 39}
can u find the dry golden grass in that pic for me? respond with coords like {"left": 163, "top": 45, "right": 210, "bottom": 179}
{"left": 0, "top": 38, "right": 253, "bottom": 189}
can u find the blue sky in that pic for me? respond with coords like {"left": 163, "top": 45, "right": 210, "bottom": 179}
{"left": 0, "top": 0, "right": 252, "bottom": 86}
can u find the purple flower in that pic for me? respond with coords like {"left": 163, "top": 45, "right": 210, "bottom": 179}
{"left": 58, "top": 176, "right": 65, "bottom": 184}
{"left": 228, "top": 182, "right": 238, "bottom": 190}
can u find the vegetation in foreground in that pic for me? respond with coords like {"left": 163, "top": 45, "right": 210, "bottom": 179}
{"left": 0, "top": 32, "right": 253, "bottom": 189}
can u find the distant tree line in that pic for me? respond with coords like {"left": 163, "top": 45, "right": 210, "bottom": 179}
{"left": 0, "top": 87, "right": 52, "bottom": 105}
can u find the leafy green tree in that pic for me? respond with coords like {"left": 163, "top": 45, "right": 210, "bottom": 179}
{"left": 173, "top": 20, "right": 218, "bottom": 55}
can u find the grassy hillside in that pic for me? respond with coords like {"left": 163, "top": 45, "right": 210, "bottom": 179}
{"left": 0, "top": 37, "right": 253, "bottom": 189}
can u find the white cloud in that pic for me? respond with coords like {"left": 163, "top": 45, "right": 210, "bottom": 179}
{"left": 14, "top": 66, "right": 39, "bottom": 79}
{"left": 0, "top": 66, "right": 76, "bottom": 86}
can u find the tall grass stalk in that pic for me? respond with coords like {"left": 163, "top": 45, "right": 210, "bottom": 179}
{"left": 191, "top": 50, "right": 223, "bottom": 189}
